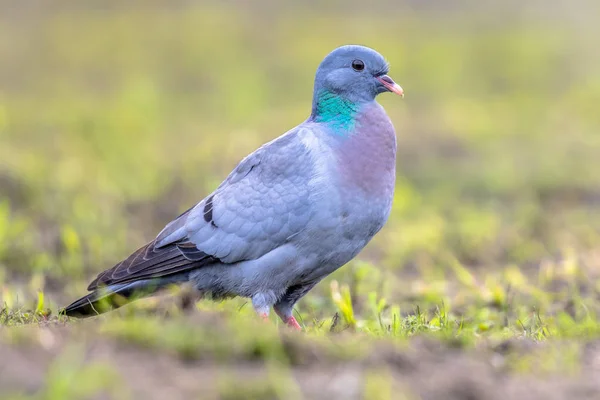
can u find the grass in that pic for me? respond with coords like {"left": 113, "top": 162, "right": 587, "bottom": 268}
{"left": 1, "top": 1, "right": 600, "bottom": 399}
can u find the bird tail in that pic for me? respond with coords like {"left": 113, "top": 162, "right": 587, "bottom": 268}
{"left": 60, "top": 277, "right": 185, "bottom": 318}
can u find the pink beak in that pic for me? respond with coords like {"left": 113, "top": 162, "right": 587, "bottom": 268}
{"left": 377, "top": 75, "right": 404, "bottom": 97}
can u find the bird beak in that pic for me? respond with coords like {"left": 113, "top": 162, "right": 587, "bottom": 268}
{"left": 377, "top": 75, "right": 404, "bottom": 97}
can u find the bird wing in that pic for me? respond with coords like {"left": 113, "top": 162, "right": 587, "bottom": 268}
{"left": 87, "top": 127, "right": 315, "bottom": 290}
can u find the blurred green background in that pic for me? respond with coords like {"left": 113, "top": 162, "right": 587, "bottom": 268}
{"left": 1, "top": 0, "right": 599, "bottom": 315}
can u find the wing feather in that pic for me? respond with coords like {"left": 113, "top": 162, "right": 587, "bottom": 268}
{"left": 86, "top": 127, "right": 316, "bottom": 291}
{"left": 87, "top": 240, "right": 216, "bottom": 290}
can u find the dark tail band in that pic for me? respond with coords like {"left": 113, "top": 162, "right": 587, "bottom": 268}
{"left": 61, "top": 276, "right": 186, "bottom": 318}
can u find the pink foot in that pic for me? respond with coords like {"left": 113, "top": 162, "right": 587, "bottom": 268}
{"left": 284, "top": 316, "right": 302, "bottom": 330}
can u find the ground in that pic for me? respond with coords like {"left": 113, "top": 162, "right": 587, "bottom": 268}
{"left": 1, "top": 1, "right": 600, "bottom": 399}
{"left": 3, "top": 310, "right": 600, "bottom": 399}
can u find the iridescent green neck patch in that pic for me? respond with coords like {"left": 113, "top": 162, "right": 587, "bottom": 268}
{"left": 313, "top": 91, "right": 359, "bottom": 135}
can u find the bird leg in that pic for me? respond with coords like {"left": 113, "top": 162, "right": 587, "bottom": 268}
{"left": 273, "top": 282, "right": 320, "bottom": 330}
{"left": 259, "top": 312, "right": 270, "bottom": 321}
{"left": 278, "top": 312, "right": 302, "bottom": 330}
{"left": 286, "top": 316, "right": 302, "bottom": 330}
{"left": 252, "top": 292, "right": 275, "bottom": 321}
{"left": 274, "top": 302, "right": 302, "bottom": 330}
{"left": 252, "top": 292, "right": 302, "bottom": 330}
{"left": 257, "top": 309, "right": 299, "bottom": 330}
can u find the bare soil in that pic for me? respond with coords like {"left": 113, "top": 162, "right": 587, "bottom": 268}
{"left": 2, "top": 319, "right": 600, "bottom": 400}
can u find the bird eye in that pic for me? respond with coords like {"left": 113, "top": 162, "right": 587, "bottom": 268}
{"left": 351, "top": 59, "right": 365, "bottom": 71}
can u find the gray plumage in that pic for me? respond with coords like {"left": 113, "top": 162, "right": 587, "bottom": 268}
{"left": 62, "top": 45, "right": 403, "bottom": 328}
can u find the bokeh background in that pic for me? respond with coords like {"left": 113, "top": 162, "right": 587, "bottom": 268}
{"left": 2, "top": 0, "right": 599, "bottom": 308}
{"left": 1, "top": 1, "right": 600, "bottom": 398}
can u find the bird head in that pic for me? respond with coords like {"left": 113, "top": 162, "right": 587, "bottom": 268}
{"left": 313, "top": 45, "right": 403, "bottom": 104}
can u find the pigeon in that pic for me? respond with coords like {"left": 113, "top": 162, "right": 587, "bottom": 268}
{"left": 62, "top": 45, "right": 403, "bottom": 329}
